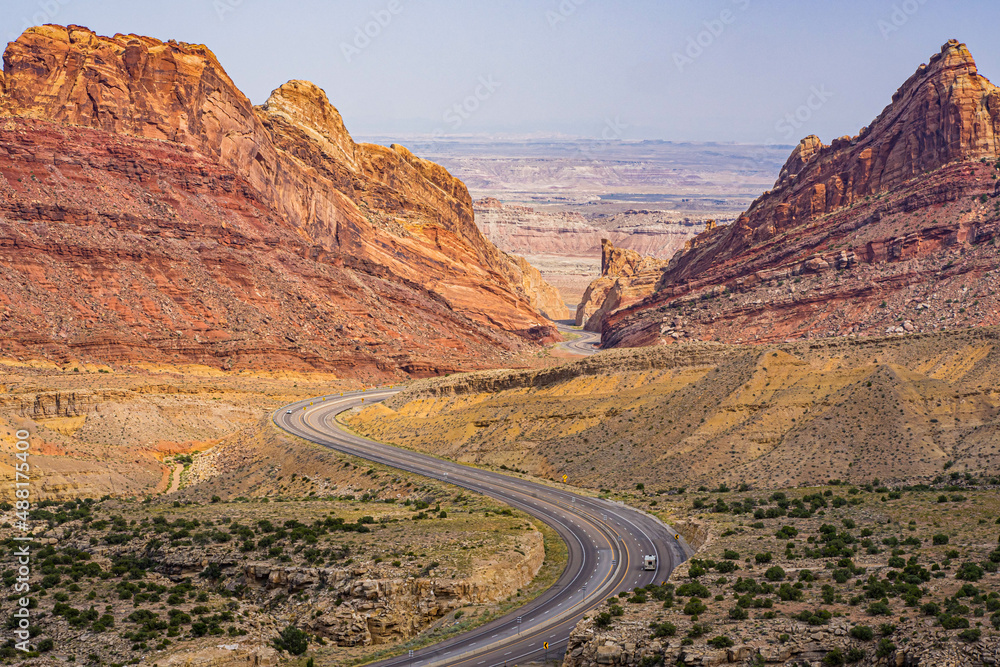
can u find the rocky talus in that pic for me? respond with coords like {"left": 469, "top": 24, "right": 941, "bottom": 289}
{"left": 0, "top": 25, "right": 561, "bottom": 375}
{"left": 602, "top": 41, "right": 1000, "bottom": 348}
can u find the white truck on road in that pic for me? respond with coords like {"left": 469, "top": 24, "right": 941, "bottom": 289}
{"left": 643, "top": 555, "right": 657, "bottom": 571}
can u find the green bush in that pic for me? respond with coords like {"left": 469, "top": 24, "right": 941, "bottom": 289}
{"left": 875, "top": 639, "right": 896, "bottom": 658}
{"left": 274, "top": 625, "right": 309, "bottom": 655}
{"left": 956, "top": 562, "right": 985, "bottom": 581}
{"left": 764, "top": 566, "right": 785, "bottom": 581}
{"left": 651, "top": 621, "right": 676, "bottom": 638}
{"left": 867, "top": 601, "right": 891, "bottom": 616}
{"left": 707, "top": 636, "right": 733, "bottom": 649}
{"left": 676, "top": 582, "right": 710, "bottom": 598}
{"left": 959, "top": 628, "right": 982, "bottom": 642}
{"left": 822, "top": 648, "right": 845, "bottom": 666}
{"left": 932, "top": 534, "right": 949, "bottom": 545}
{"left": 849, "top": 625, "right": 874, "bottom": 641}
{"left": 683, "top": 598, "right": 707, "bottom": 616}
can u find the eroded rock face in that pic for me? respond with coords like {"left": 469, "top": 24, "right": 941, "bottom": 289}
{"left": 239, "top": 529, "right": 544, "bottom": 647}
{"left": 0, "top": 25, "right": 559, "bottom": 373}
{"left": 575, "top": 240, "right": 670, "bottom": 331}
{"left": 604, "top": 41, "right": 1000, "bottom": 348}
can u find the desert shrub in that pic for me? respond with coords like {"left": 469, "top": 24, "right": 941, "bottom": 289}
{"left": 274, "top": 625, "right": 309, "bottom": 655}
{"left": 683, "top": 599, "right": 707, "bottom": 616}
{"left": 651, "top": 621, "right": 676, "bottom": 638}
{"left": 875, "top": 639, "right": 896, "bottom": 658}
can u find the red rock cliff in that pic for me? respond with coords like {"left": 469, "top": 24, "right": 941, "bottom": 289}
{"left": 0, "top": 25, "right": 560, "bottom": 373}
{"left": 602, "top": 40, "right": 1000, "bottom": 348}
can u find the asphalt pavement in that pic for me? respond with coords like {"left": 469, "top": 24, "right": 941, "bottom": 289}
{"left": 553, "top": 321, "right": 601, "bottom": 356}
{"left": 275, "top": 391, "right": 692, "bottom": 667}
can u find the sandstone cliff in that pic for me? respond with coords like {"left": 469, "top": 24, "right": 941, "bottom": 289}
{"left": 575, "top": 239, "right": 670, "bottom": 331}
{"left": 474, "top": 198, "right": 704, "bottom": 307}
{"left": 602, "top": 40, "right": 1000, "bottom": 348}
{"left": 0, "top": 25, "right": 559, "bottom": 374}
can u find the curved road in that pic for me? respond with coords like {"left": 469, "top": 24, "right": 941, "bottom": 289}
{"left": 276, "top": 391, "right": 692, "bottom": 667}
{"left": 554, "top": 321, "right": 602, "bottom": 356}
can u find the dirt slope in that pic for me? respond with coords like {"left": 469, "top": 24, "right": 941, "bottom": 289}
{"left": 346, "top": 328, "right": 1000, "bottom": 490}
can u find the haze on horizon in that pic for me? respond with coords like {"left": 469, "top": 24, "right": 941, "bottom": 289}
{"left": 3, "top": 0, "right": 998, "bottom": 146}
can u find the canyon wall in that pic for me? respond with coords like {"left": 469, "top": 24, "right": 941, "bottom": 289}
{"left": 0, "top": 25, "right": 562, "bottom": 374}
{"left": 601, "top": 41, "right": 1000, "bottom": 348}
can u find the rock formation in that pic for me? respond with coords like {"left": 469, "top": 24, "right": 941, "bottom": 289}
{"left": 575, "top": 240, "right": 670, "bottom": 331}
{"left": 0, "top": 25, "right": 562, "bottom": 375}
{"left": 601, "top": 40, "right": 1000, "bottom": 348}
{"left": 474, "top": 198, "right": 705, "bottom": 307}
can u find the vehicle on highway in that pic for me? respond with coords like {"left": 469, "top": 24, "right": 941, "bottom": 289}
{"left": 286, "top": 409, "right": 293, "bottom": 414}
{"left": 643, "top": 554, "right": 657, "bottom": 570}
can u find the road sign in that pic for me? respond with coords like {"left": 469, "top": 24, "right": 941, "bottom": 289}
{"left": 674, "top": 533, "right": 680, "bottom": 540}
{"left": 544, "top": 643, "right": 549, "bottom": 650}
{"left": 562, "top": 475, "right": 568, "bottom": 483}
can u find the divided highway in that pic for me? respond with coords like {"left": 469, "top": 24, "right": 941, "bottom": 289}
{"left": 276, "top": 391, "right": 693, "bottom": 667}
{"left": 554, "top": 322, "right": 602, "bottom": 356}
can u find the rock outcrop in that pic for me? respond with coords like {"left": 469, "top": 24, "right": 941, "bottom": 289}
{"left": 0, "top": 25, "right": 559, "bottom": 375}
{"left": 236, "top": 529, "right": 543, "bottom": 647}
{"left": 510, "top": 253, "right": 571, "bottom": 320}
{"left": 575, "top": 240, "right": 670, "bottom": 331}
{"left": 602, "top": 41, "right": 1000, "bottom": 348}
{"left": 474, "top": 198, "right": 705, "bottom": 308}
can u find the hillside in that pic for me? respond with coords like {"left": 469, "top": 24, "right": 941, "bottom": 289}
{"left": 0, "top": 25, "right": 562, "bottom": 377}
{"left": 346, "top": 327, "right": 1000, "bottom": 490}
{"left": 595, "top": 41, "right": 1000, "bottom": 348}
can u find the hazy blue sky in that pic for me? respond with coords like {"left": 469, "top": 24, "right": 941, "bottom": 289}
{"left": 3, "top": 1, "right": 998, "bottom": 144}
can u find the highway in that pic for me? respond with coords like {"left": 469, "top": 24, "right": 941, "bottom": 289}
{"left": 553, "top": 321, "right": 602, "bottom": 356}
{"left": 276, "top": 391, "right": 692, "bottom": 667}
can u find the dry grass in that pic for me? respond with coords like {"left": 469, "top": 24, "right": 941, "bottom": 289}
{"left": 346, "top": 328, "right": 1000, "bottom": 490}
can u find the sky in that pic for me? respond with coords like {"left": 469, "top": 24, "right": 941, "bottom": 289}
{"left": 2, "top": 0, "right": 999, "bottom": 144}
